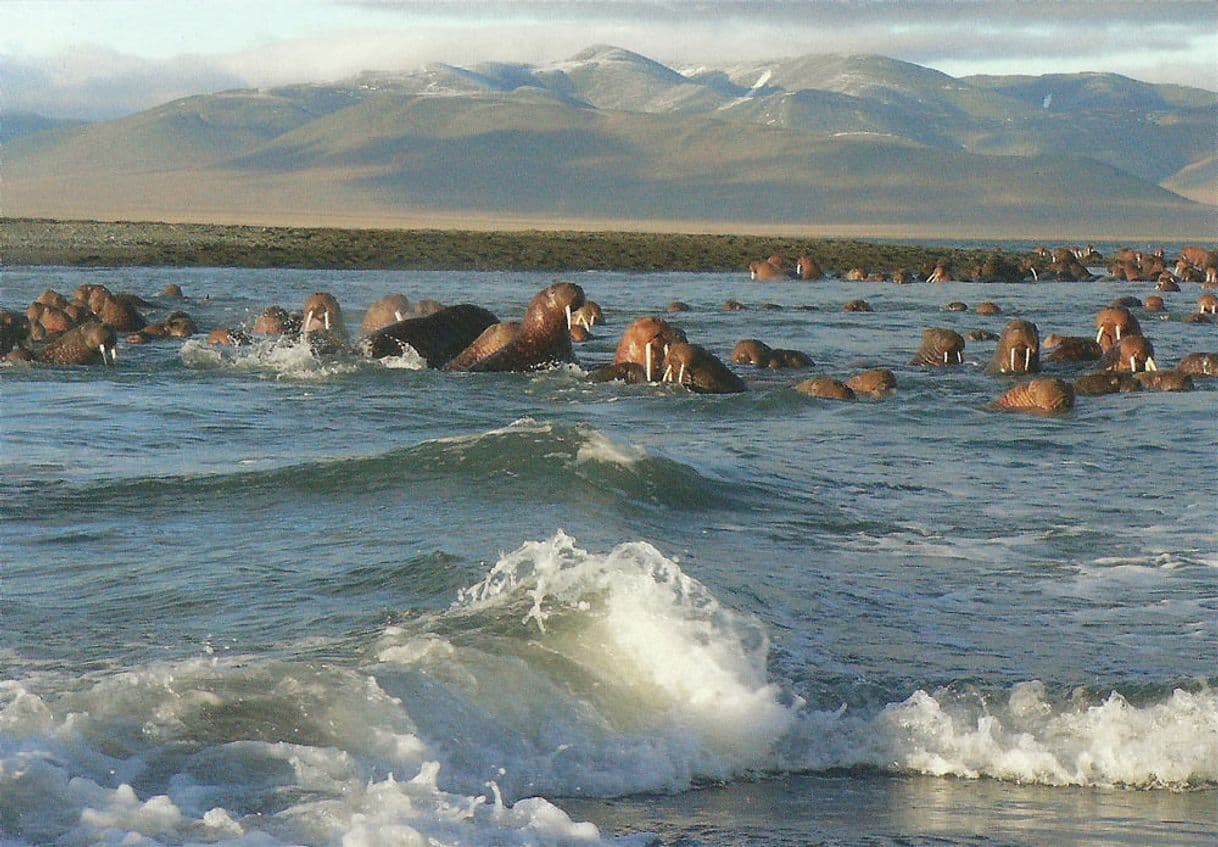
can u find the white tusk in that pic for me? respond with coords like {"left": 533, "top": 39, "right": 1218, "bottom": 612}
{"left": 1010, "top": 347, "right": 1016, "bottom": 372}
{"left": 394, "top": 310, "right": 403, "bottom": 322}
{"left": 1096, "top": 328, "right": 1105, "bottom": 344}
{"left": 99, "top": 344, "right": 109, "bottom": 364}
{"left": 943, "top": 350, "right": 949, "bottom": 364}
{"left": 678, "top": 363, "right": 686, "bottom": 384}
{"left": 565, "top": 305, "right": 572, "bottom": 329}
{"left": 956, "top": 350, "right": 963, "bottom": 364}
{"left": 1024, "top": 348, "right": 1031, "bottom": 371}
{"left": 589, "top": 314, "right": 597, "bottom": 328}
{"left": 645, "top": 344, "right": 653, "bottom": 382}
{"left": 1115, "top": 325, "right": 1121, "bottom": 340}
{"left": 1129, "top": 355, "right": 1136, "bottom": 372}
{"left": 1145, "top": 357, "right": 1157, "bottom": 371}
{"left": 303, "top": 309, "right": 314, "bottom": 336}
{"left": 324, "top": 312, "right": 331, "bottom": 330}
{"left": 662, "top": 364, "right": 673, "bottom": 382}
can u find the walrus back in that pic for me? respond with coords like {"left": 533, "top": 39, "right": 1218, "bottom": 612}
{"left": 359, "top": 305, "right": 498, "bottom": 367}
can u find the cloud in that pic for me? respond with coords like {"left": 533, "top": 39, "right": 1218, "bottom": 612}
{"left": 3, "top": 0, "right": 1214, "bottom": 119}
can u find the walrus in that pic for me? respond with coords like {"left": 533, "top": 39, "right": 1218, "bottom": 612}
{"left": 1101, "top": 335, "right": 1157, "bottom": 373}
{"left": 1073, "top": 371, "right": 1142, "bottom": 396}
{"left": 766, "top": 349, "right": 813, "bottom": 369}
{"left": 846, "top": 367, "right": 897, "bottom": 397}
{"left": 988, "top": 378, "right": 1074, "bottom": 414}
{"left": 0, "top": 309, "right": 29, "bottom": 354}
{"left": 253, "top": 306, "right": 299, "bottom": 336}
{"left": 138, "top": 312, "right": 198, "bottom": 339}
{"left": 1175, "top": 352, "right": 1218, "bottom": 376}
{"left": 360, "top": 304, "right": 499, "bottom": 367}
{"left": 360, "top": 293, "right": 411, "bottom": 335}
{"left": 1198, "top": 294, "right": 1218, "bottom": 315}
{"left": 793, "top": 376, "right": 855, "bottom": 401}
{"left": 661, "top": 343, "right": 747, "bottom": 394}
{"left": 1143, "top": 295, "right": 1166, "bottom": 312}
{"left": 1156, "top": 274, "right": 1180, "bottom": 292}
{"left": 596, "top": 316, "right": 688, "bottom": 383}
{"left": 161, "top": 284, "right": 184, "bottom": 298}
{"left": 36, "top": 321, "right": 117, "bottom": 365}
{"left": 666, "top": 301, "right": 690, "bottom": 313}
{"left": 964, "top": 329, "right": 1000, "bottom": 342}
{"left": 571, "top": 302, "right": 603, "bottom": 329}
{"left": 1044, "top": 336, "right": 1103, "bottom": 364}
{"left": 911, "top": 328, "right": 965, "bottom": 366}
{"left": 444, "top": 321, "right": 520, "bottom": 371}
{"left": 93, "top": 293, "right": 146, "bottom": 332}
{"left": 732, "top": 339, "right": 772, "bottom": 366}
{"left": 722, "top": 300, "right": 746, "bottom": 311}
{"left": 469, "top": 282, "right": 584, "bottom": 373}
{"left": 1094, "top": 306, "right": 1141, "bottom": 352}
{"left": 795, "top": 255, "right": 823, "bottom": 280}
{"left": 987, "top": 319, "right": 1040, "bottom": 375}
{"left": 842, "top": 299, "right": 872, "bottom": 313}
{"left": 944, "top": 301, "right": 968, "bottom": 312}
{"left": 302, "top": 292, "right": 348, "bottom": 342}
{"left": 1133, "top": 370, "right": 1194, "bottom": 392}
{"left": 749, "top": 259, "right": 787, "bottom": 281}
{"left": 207, "top": 327, "right": 251, "bottom": 346}
{"left": 975, "top": 302, "right": 1001, "bottom": 316}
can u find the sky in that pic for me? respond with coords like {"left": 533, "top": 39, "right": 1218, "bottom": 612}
{"left": 3, "top": 0, "right": 1216, "bottom": 119}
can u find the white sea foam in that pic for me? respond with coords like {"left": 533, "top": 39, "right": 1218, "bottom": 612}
{"left": 573, "top": 429, "right": 647, "bottom": 466}
{"left": 180, "top": 337, "right": 362, "bottom": 380}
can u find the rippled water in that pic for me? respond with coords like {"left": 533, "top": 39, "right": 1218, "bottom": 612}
{"left": 1, "top": 264, "right": 1215, "bottom": 846}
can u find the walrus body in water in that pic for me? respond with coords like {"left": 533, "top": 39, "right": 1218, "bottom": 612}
{"left": 468, "top": 283, "right": 585, "bottom": 373}
{"left": 360, "top": 305, "right": 499, "bottom": 367}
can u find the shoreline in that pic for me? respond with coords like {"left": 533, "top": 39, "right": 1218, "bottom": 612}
{"left": 3, "top": 216, "right": 1061, "bottom": 274}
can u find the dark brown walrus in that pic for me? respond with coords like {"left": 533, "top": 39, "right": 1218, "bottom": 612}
{"left": 661, "top": 343, "right": 747, "bottom": 394}
{"left": 587, "top": 316, "right": 689, "bottom": 384}
{"left": 360, "top": 304, "right": 499, "bottom": 367}
{"left": 1044, "top": 336, "right": 1103, "bottom": 364}
{"left": 989, "top": 378, "right": 1075, "bottom": 414}
{"left": 444, "top": 322, "right": 521, "bottom": 371}
{"left": 986, "top": 319, "right": 1040, "bottom": 375}
{"left": 470, "top": 283, "right": 585, "bottom": 373}
{"left": 1073, "top": 372, "right": 1142, "bottom": 396}
{"left": 1101, "top": 335, "right": 1157, "bottom": 373}
{"left": 911, "top": 328, "right": 965, "bottom": 366}
{"left": 36, "top": 321, "right": 118, "bottom": 365}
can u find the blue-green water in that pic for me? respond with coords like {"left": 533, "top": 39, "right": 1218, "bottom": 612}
{"left": 1, "top": 265, "right": 1215, "bottom": 846}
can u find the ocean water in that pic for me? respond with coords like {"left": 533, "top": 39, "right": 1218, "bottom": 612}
{"left": 1, "top": 264, "right": 1215, "bottom": 846}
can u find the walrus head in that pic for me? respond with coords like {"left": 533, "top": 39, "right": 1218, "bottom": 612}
{"left": 303, "top": 292, "right": 347, "bottom": 340}
{"left": 613, "top": 316, "right": 687, "bottom": 383}
{"left": 661, "top": 343, "right": 747, "bottom": 394}
{"left": 360, "top": 293, "right": 411, "bottom": 335}
{"left": 1102, "top": 334, "right": 1157, "bottom": 373}
{"left": 1094, "top": 306, "right": 1141, "bottom": 352}
{"left": 988, "top": 319, "right": 1040, "bottom": 375}
{"left": 911, "top": 328, "right": 966, "bottom": 366}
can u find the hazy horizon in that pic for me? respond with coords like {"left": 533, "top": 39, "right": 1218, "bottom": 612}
{"left": 3, "top": 0, "right": 1215, "bottom": 120}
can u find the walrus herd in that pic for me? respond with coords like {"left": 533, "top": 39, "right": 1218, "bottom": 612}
{"left": 3, "top": 242, "right": 1215, "bottom": 416}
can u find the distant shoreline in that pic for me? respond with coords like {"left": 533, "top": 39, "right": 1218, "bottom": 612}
{"left": 0, "top": 216, "right": 1057, "bottom": 274}
{"left": 0, "top": 216, "right": 1195, "bottom": 274}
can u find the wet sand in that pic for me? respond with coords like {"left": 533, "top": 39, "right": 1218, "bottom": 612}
{"left": 1, "top": 217, "right": 1020, "bottom": 273}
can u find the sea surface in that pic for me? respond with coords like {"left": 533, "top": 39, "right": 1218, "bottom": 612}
{"left": 1, "top": 263, "right": 1215, "bottom": 846}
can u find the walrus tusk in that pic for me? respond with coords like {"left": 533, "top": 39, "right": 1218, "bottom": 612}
{"left": 394, "top": 310, "right": 403, "bottom": 322}
{"left": 303, "top": 309, "right": 314, "bottom": 335}
{"left": 645, "top": 344, "right": 653, "bottom": 382}
{"left": 99, "top": 344, "right": 110, "bottom": 364}
{"left": 1129, "top": 355, "right": 1136, "bottom": 372}
{"left": 1010, "top": 348, "right": 1016, "bottom": 372}
{"left": 1145, "top": 357, "right": 1157, "bottom": 371}
{"left": 1115, "top": 325, "right": 1121, "bottom": 340}
{"left": 324, "top": 312, "right": 331, "bottom": 330}
{"left": 678, "top": 363, "right": 686, "bottom": 384}
{"left": 955, "top": 350, "right": 963, "bottom": 364}
{"left": 943, "top": 350, "right": 949, "bottom": 364}
{"left": 662, "top": 364, "right": 673, "bottom": 382}
{"left": 1024, "top": 348, "right": 1031, "bottom": 371}
{"left": 1096, "top": 328, "right": 1104, "bottom": 343}
{"left": 565, "top": 305, "right": 572, "bottom": 329}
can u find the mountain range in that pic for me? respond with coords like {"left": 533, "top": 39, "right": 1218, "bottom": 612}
{"left": 4, "top": 45, "right": 1216, "bottom": 238}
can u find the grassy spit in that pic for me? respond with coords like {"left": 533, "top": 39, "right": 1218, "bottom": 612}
{"left": 1, "top": 218, "right": 1034, "bottom": 274}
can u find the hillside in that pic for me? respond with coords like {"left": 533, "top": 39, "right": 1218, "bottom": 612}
{"left": 4, "top": 47, "right": 1215, "bottom": 238}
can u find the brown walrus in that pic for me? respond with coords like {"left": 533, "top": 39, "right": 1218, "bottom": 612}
{"left": 571, "top": 302, "right": 603, "bottom": 329}
{"left": 793, "top": 376, "right": 855, "bottom": 401}
{"left": 661, "top": 343, "right": 747, "bottom": 394}
{"left": 360, "top": 294, "right": 411, "bottom": 336}
{"left": 842, "top": 299, "right": 872, "bottom": 313}
{"left": 207, "top": 327, "right": 251, "bottom": 346}
{"left": 846, "top": 367, "right": 897, "bottom": 397}
{"left": 987, "top": 319, "right": 1040, "bottom": 375}
{"left": 1143, "top": 295, "right": 1166, "bottom": 312}
{"left": 989, "top": 378, "right": 1074, "bottom": 414}
{"left": 360, "top": 304, "right": 499, "bottom": 367}
{"left": 1073, "top": 372, "right": 1142, "bottom": 395}
{"left": 444, "top": 321, "right": 521, "bottom": 371}
{"left": 1101, "top": 335, "right": 1157, "bottom": 373}
{"left": 469, "top": 282, "right": 585, "bottom": 373}
{"left": 795, "top": 255, "right": 823, "bottom": 280}
{"left": 749, "top": 259, "right": 787, "bottom": 281}
{"left": 1094, "top": 306, "right": 1141, "bottom": 352}
{"left": 253, "top": 306, "right": 300, "bottom": 336}
{"left": 0, "top": 309, "right": 30, "bottom": 354}
{"left": 911, "top": 328, "right": 965, "bottom": 366}
{"left": 732, "top": 339, "right": 773, "bottom": 366}
{"left": 1044, "top": 336, "right": 1103, "bottom": 364}
{"left": 591, "top": 316, "right": 689, "bottom": 383}
{"left": 975, "top": 302, "right": 1001, "bottom": 316}
{"left": 36, "top": 321, "right": 117, "bottom": 365}
{"left": 1198, "top": 294, "right": 1218, "bottom": 315}
{"left": 302, "top": 292, "right": 348, "bottom": 342}
{"left": 1133, "top": 371, "right": 1194, "bottom": 392}
{"left": 92, "top": 293, "right": 146, "bottom": 333}
{"left": 1175, "top": 352, "right": 1218, "bottom": 376}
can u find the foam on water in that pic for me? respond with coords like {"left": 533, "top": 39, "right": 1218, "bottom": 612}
{"left": 180, "top": 337, "right": 363, "bottom": 380}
